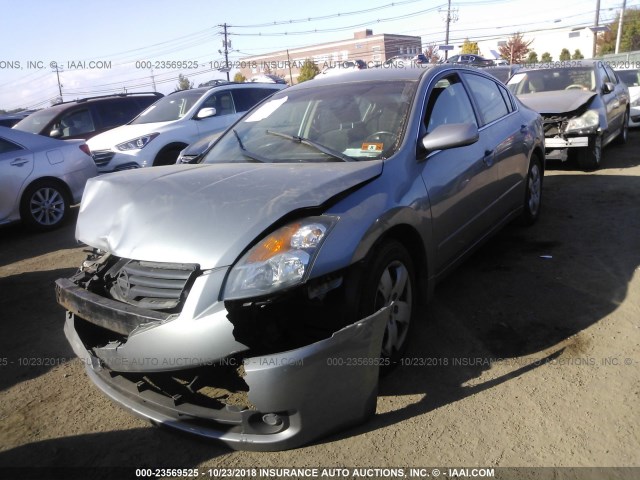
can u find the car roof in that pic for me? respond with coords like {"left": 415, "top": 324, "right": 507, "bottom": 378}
{"left": 299, "top": 64, "right": 498, "bottom": 89}
{"left": 27, "top": 93, "right": 163, "bottom": 115}
{"left": 0, "top": 125, "right": 76, "bottom": 149}
{"left": 168, "top": 83, "right": 285, "bottom": 97}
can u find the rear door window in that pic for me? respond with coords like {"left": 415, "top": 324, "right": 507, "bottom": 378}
{"left": 231, "top": 88, "right": 279, "bottom": 112}
{"left": 94, "top": 99, "right": 142, "bottom": 129}
{"left": 463, "top": 73, "right": 510, "bottom": 126}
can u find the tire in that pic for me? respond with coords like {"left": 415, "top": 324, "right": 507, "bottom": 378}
{"left": 153, "top": 146, "right": 184, "bottom": 166}
{"left": 519, "top": 155, "right": 543, "bottom": 226}
{"left": 358, "top": 240, "right": 416, "bottom": 369}
{"left": 614, "top": 110, "right": 629, "bottom": 145}
{"left": 576, "top": 135, "right": 603, "bottom": 171}
{"left": 19, "top": 181, "right": 70, "bottom": 231}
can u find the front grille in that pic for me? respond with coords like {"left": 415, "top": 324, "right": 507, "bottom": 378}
{"left": 106, "top": 259, "right": 199, "bottom": 311}
{"left": 542, "top": 115, "right": 568, "bottom": 137}
{"left": 92, "top": 150, "right": 115, "bottom": 166}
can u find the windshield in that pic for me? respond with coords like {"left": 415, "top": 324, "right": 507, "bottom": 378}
{"left": 131, "top": 90, "right": 202, "bottom": 124}
{"left": 507, "top": 67, "right": 596, "bottom": 94}
{"left": 202, "top": 80, "right": 416, "bottom": 164}
{"left": 617, "top": 69, "right": 639, "bottom": 87}
{"left": 12, "top": 108, "right": 61, "bottom": 134}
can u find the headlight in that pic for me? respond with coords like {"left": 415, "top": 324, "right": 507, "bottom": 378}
{"left": 631, "top": 97, "right": 640, "bottom": 107}
{"left": 223, "top": 216, "right": 337, "bottom": 300}
{"left": 565, "top": 110, "right": 599, "bottom": 133}
{"left": 116, "top": 133, "right": 159, "bottom": 151}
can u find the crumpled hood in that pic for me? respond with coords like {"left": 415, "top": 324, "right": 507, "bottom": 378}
{"left": 76, "top": 162, "right": 382, "bottom": 269}
{"left": 517, "top": 90, "right": 596, "bottom": 115}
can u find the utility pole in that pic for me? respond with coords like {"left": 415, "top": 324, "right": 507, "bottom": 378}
{"left": 286, "top": 50, "right": 294, "bottom": 85}
{"left": 441, "top": 0, "right": 458, "bottom": 60}
{"left": 52, "top": 63, "right": 63, "bottom": 102}
{"left": 592, "top": 0, "right": 601, "bottom": 58}
{"left": 222, "top": 23, "right": 230, "bottom": 81}
{"left": 615, "top": 0, "right": 626, "bottom": 54}
{"left": 444, "top": 0, "right": 452, "bottom": 60}
{"left": 150, "top": 68, "right": 157, "bottom": 92}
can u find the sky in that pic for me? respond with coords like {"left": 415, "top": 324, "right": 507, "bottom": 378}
{"left": 0, "top": 0, "right": 635, "bottom": 111}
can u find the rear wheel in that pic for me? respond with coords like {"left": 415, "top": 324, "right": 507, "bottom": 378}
{"left": 519, "top": 155, "right": 543, "bottom": 225}
{"left": 358, "top": 240, "right": 416, "bottom": 369}
{"left": 20, "top": 181, "right": 70, "bottom": 231}
{"left": 614, "top": 110, "right": 629, "bottom": 145}
{"left": 576, "top": 135, "right": 603, "bottom": 171}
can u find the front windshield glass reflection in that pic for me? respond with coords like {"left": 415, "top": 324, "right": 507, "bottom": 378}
{"left": 202, "top": 81, "right": 416, "bottom": 164}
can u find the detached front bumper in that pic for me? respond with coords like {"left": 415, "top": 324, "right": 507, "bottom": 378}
{"left": 58, "top": 278, "right": 389, "bottom": 451}
{"left": 544, "top": 135, "right": 590, "bottom": 161}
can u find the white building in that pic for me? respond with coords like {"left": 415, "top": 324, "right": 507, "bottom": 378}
{"left": 474, "top": 26, "right": 597, "bottom": 62}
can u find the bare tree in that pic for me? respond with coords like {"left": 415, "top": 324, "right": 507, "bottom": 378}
{"left": 499, "top": 33, "right": 533, "bottom": 64}
{"left": 423, "top": 44, "right": 441, "bottom": 63}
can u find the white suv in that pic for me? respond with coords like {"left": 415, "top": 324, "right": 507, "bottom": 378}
{"left": 87, "top": 83, "right": 286, "bottom": 172}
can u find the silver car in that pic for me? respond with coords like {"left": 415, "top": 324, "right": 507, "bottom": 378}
{"left": 56, "top": 66, "right": 544, "bottom": 450}
{"left": 0, "top": 126, "right": 97, "bottom": 230}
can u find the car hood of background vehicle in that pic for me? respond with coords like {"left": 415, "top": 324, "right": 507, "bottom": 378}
{"left": 517, "top": 90, "right": 597, "bottom": 115}
{"left": 76, "top": 162, "right": 382, "bottom": 269}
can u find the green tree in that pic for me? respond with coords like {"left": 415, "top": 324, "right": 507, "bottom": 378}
{"left": 572, "top": 49, "right": 585, "bottom": 60}
{"left": 461, "top": 38, "right": 480, "bottom": 54}
{"left": 233, "top": 72, "right": 247, "bottom": 83}
{"left": 541, "top": 52, "right": 553, "bottom": 62}
{"left": 297, "top": 59, "right": 320, "bottom": 83}
{"left": 597, "top": 7, "right": 640, "bottom": 54}
{"left": 175, "top": 74, "right": 193, "bottom": 91}
{"left": 559, "top": 48, "right": 571, "bottom": 61}
{"left": 527, "top": 51, "right": 539, "bottom": 63}
{"left": 498, "top": 33, "right": 533, "bottom": 64}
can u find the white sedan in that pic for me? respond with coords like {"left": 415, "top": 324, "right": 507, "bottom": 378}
{"left": 616, "top": 68, "right": 640, "bottom": 127}
{"left": 0, "top": 126, "right": 97, "bottom": 230}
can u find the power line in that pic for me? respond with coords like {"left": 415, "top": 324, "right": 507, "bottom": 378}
{"left": 229, "top": 0, "right": 427, "bottom": 28}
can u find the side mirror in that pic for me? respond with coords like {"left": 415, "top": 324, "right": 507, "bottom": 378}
{"left": 49, "top": 128, "right": 62, "bottom": 138}
{"left": 421, "top": 123, "right": 479, "bottom": 153}
{"left": 603, "top": 82, "right": 615, "bottom": 94}
{"left": 196, "top": 107, "right": 216, "bottom": 120}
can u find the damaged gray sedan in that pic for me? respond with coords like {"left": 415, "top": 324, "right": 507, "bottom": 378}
{"left": 56, "top": 65, "right": 544, "bottom": 451}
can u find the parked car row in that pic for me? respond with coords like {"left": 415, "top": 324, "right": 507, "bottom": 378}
{"left": 86, "top": 82, "right": 285, "bottom": 172}
{"left": 0, "top": 126, "right": 97, "bottom": 230}
{"left": 13, "top": 93, "right": 163, "bottom": 141}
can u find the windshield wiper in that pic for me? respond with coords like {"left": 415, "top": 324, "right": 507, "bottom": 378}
{"left": 266, "top": 130, "right": 353, "bottom": 162}
{"left": 233, "top": 129, "right": 269, "bottom": 163}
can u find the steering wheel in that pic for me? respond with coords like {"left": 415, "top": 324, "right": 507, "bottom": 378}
{"left": 365, "top": 131, "right": 398, "bottom": 143}
{"left": 565, "top": 84, "right": 586, "bottom": 90}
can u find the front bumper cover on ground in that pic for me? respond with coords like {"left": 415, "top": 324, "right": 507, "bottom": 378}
{"left": 61, "top": 285, "right": 389, "bottom": 451}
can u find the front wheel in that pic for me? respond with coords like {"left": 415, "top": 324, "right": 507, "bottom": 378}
{"left": 576, "top": 135, "right": 603, "bottom": 171}
{"left": 358, "top": 240, "right": 416, "bottom": 368}
{"left": 153, "top": 146, "right": 185, "bottom": 166}
{"left": 20, "top": 181, "right": 70, "bottom": 231}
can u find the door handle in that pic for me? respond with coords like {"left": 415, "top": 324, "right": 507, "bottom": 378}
{"left": 10, "top": 158, "right": 29, "bottom": 167}
{"left": 483, "top": 149, "right": 495, "bottom": 166}
{"left": 520, "top": 124, "right": 527, "bottom": 133}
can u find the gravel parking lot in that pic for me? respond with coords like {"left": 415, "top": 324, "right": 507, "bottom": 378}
{"left": 0, "top": 132, "right": 639, "bottom": 478}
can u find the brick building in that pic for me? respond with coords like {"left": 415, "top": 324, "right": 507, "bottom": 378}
{"left": 238, "top": 30, "right": 423, "bottom": 83}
